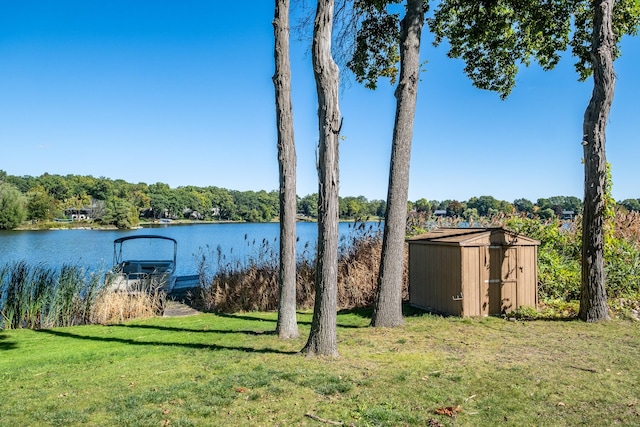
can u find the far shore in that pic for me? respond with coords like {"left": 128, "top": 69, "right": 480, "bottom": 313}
{"left": 10, "top": 215, "right": 347, "bottom": 231}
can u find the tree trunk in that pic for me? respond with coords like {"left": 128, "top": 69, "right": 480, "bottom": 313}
{"left": 579, "top": 0, "right": 614, "bottom": 322}
{"left": 303, "top": 0, "right": 340, "bottom": 357}
{"left": 371, "top": 0, "right": 425, "bottom": 328}
{"left": 273, "top": 0, "right": 300, "bottom": 338}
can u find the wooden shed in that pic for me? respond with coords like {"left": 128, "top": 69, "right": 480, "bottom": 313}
{"left": 408, "top": 228, "right": 540, "bottom": 317}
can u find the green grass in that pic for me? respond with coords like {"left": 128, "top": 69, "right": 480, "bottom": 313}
{"left": 1, "top": 309, "right": 639, "bottom": 426}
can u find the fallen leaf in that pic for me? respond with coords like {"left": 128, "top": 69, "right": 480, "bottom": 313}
{"left": 557, "top": 402, "right": 566, "bottom": 407}
{"left": 235, "top": 387, "right": 247, "bottom": 393}
{"left": 434, "top": 405, "right": 462, "bottom": 417}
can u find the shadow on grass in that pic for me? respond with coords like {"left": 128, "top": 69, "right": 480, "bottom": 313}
{"left": 35, "top": 328, "right": 300, "bottom": 355}
{"left": 338, "top": 302, "right": 433, "bottom": 319}
{"left": 112, "top": 323, "right": 278, "bottom": 336}
{"left": 0, "top": 333, "right": 18, "bottom": 351}
{"left": 337, "top": 306, "right": 373, "bottom": 318}
{"left": 214, "top": 311, "right": 369, "bottom": 329}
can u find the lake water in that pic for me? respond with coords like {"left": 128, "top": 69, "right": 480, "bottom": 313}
{"left": 0, "top": 222, "right": 381, "bottom": 276}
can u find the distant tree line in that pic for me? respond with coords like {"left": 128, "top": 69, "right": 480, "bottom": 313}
{"left": 409, "top": 195, "right": 588, "bottom": 220}
{"left": 0, "top": 170, "right": 638, "bottom": 230}
{"left": 0, "top": 171, "right": 385, "bottom": 229}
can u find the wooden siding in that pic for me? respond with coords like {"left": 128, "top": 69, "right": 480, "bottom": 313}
{"left": 461, "top": 247, "right": 481, "bottom": 316}
{"left": 409, "top": 243, "right": 462, "bottom": 315}
{"left": 408, "top": 228, "right": 539, "bottom": 317}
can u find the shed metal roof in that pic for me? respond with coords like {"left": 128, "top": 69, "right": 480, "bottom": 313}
{"left": 407, "top": 227, "right": 540, "bottom": 247}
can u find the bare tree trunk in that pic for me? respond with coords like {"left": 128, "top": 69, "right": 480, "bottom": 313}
{"left": 371, "top": 0, "right": 425, "bottom": 328}
{"left": 579, "top": 0, "right": 614, "bottom": 322}
{"left": 273, "top": 0, "right": 300, "bottom": 338}
{"left": 303, "top": 0, "right": 340, "bottom": 357}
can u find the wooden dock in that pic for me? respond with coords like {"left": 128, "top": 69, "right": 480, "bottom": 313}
{"left": 163, "top": 274, "right": 201, "bottom": 317}
{"left": 169, "top": 274, "right": 200, "bottom": 300}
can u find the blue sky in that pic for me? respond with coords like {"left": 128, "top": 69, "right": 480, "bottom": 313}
{"left": 1, "top": 1, "right": 638, "bottom": 203}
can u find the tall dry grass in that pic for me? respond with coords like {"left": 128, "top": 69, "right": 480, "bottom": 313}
{"left": 90, "top": 289, "right": 165, "bottom": 324}
{"left": 614, "top": 209, "right": 640, "bottom": 246}
{"left": 192, "top": 221, "right": 406, "bottom": 313}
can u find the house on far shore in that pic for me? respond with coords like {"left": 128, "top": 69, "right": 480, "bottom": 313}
{"left": 561, "top": 210, "right": 575, "bottom": 220}
{"left": 64, "top": 208, "right": 94, "bottom": 221}
{"left": 433, "top": 209, "right": 447, "bottom": 217}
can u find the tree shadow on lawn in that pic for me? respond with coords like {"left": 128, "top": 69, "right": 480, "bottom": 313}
{"left": 112, "top": 323, "right": 279, "bottom": 336}
{"left": 0, "top": 333, "right": 18, "bottom": 351}
{"left": 337, "top": 303, "right": 431, "bottom": 319}
{"left": 214, "top": 311, "right": 369, "bottom": 329}
{"left": 35, "top": 328, "right": 300, "bottom": 355}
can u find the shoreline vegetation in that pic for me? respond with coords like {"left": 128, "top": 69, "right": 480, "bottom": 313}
{"left": 10, "top": 215, "right": 338, "bottom": 231}
{"left": 1, "top": 212, "right": 639, "bottom": 330}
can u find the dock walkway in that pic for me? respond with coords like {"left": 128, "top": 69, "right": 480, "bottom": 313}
{"left": 164, "top": 274, "right": 201, "bottom": 317}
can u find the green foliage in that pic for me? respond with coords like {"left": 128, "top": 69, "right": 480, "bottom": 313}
{"left": 510, "top": 300, "right": 579, "bottom": 319}
{"left": 298, "top": 193, "right": 318, "bottom": 218}
{"left": 429, "top": 0, "right": 640, "bottom": 95}
{"left": 570, "top": 0, "right": 640, "bottom": 80}
{"left": 505, "top": 216, "right": 582, "bottom": 300}
{"left": 604, "top": 162, "right": 616, "bottom": 249}
{"left": 620, "top": 198, "right": 640, "bottom": 212}
{"left": 429, "top": 0, "right": 573, "bottom": 98}
{"left": 25, "top": 186, "right": 56, "bottom": 221}
{"left": 505, "top": 215, "right": 640, "bottom": 302}
{"left": 100, "top": 198, "right": 139, "bottom": 229}
{"left": 347, "top": 4, "right": 402, "bottom": 89}
{"left": 0, "top": 182, "right": 26, "bottom": 230}
{"left": 513, "top": 198, "right": 534, "bottom": 213}
{"left": 537, "top": 196, "right": 582, "bottom": 216}
{"left": 604, "top": 237, "right": 640, "bottom": 298}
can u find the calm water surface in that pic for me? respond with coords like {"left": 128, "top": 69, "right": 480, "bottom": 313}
{"left": 0, "top": 222, "right": 381, "bottom": 276}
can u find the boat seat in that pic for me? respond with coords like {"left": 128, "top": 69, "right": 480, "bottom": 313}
{"left": 122, "top": 262, "right": 142, "bottom": 274}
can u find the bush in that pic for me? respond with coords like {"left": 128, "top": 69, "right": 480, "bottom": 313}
{"left": 0, "top": 182, "right": 26, "bottom": 230}
{"left": 505, "top": 216, "right": 581, "bottom": 300}
{"left": 504, "top": 213, "right": 640, "bottom": 303}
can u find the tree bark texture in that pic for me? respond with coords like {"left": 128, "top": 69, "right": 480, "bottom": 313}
{"left": 273, "top": 0, "right": 300, "bottom": 338}
{"left": 303, "top": 0, "right": 340, "bottom": 357}
{"left": 579, "top": 0, "right": 614, "bottom": 322}
{"left": 371, "top": 0, "right": 425, "bottom": 328}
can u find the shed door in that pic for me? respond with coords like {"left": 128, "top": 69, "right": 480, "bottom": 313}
{"left": 482, "top": 246, "right": 518, "bottom": 315}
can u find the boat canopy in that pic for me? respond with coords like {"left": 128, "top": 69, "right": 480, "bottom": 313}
{"left": 113, "top": 235, "right": 177, "bottom": 266}
{"left": 113, "top": 235, "right": 178, "bottom": 245}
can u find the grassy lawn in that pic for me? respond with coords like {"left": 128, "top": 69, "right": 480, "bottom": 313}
{"left": 1, "top": 309, "right": 639, "bottom": 426}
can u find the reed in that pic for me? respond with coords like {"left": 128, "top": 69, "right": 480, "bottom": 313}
{"left": 614, "top": 209, "right": 640, "bottom": 245}
{"left": 0, "top": 262, "right": 162, "bottom": 329}
{"left": 192, "top": 221, "right": 403, "bottom": 313}
{"left": 0, "top": 261, "right": 57, "bottom": 329}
